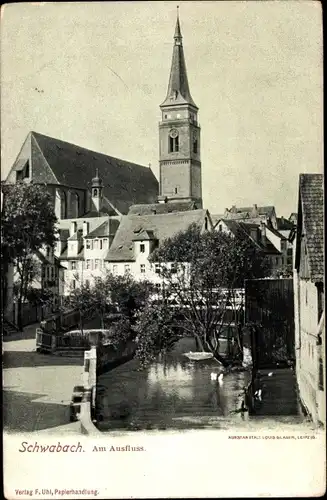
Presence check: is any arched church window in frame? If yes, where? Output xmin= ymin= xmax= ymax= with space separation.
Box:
xmin=55 ymin=189 xmax=67 ymax=219
xmin=70 ymin=191 xmax=80 ymax=218
xmin=93 ymin=188 xmax=98 ymax=197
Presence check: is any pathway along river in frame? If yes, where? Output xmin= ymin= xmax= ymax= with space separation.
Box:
xmin=95 ymin=341 xmax=310 ymax=432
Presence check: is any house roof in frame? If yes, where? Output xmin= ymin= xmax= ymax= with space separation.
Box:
xmin=211 ymin=214 xmax=225 ymax=227
xmin=297 ymin=174 xmax=324 ymax=282
xmin=218 ymin=219 xmax=281 ymax=255
xmin=86 ymin=219 xmax=120 ymax=239
xmin=68 ymin=229 xmax=83 ymax=241
xmin=277 ymin=217 xmax=295 ymax=231
xmin=225 ymin=205 xmax=276 ymax=220
xmin=132 ymin=229 xmax=156 ymax=241
xmin=105 ymin=209 xmax=208 ymax=262
xmin=266 ymin=224 xmax=287 ymax=240
xmin=8 ymin=131 xmax=159 ymax=215
xmin=128 ymin=201 xmax=198 ymax=216
xmin=59 ymin=246 xmax=84 ymax=260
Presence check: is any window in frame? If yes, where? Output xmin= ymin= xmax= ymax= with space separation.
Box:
xmin=24 ymin=161 xmax=30 ymax=178
xmin=94 ymin=240 xmax=99 ymax=250
xmin=95 ymin=259 xmax=100 ymax=270
xmin=174 ymin=187 xmax=178 ymax=194
xmin=71 ymin=261 xmax=77 ymax=270
xmin=219 ymin=224 xmax=222 ymax=232
xmin=193 ymin=138 xmax=198 ymax=154
xmin=124 ymin=264 xmax=130 ymax=274
xmin=71 ymin=280 xmax=76 ymax=290
xmin=169 ymin=136 xmax=179 ymax=153
xmin=171 ymin=263 xmax=177 ymax=274
xmin=100 ymin=240 xmax=103 ymax=250
xmin=86 ymin=240 xmax=91 ymax=250
xmin=113 ymin=265 xmax=118 ymax=275
xmin=140 ymin=264 xmax=146 ymax=273
xmin=103 ymin=239 xmax=108 ymax=249
xmin=140 ymin=244 xmax=145 ymax=253
xmin=155 ymin=263 xmax=160 ymax=274
xmin=86 ymin=260 xmax=91 ymax=270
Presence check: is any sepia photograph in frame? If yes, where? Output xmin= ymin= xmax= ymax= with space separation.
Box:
xmin=1 ymin=1 xmax=325 ymax=498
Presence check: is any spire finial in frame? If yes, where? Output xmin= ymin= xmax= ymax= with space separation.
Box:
xmin=174 ymin=6 xmax=182 ymax=40
xmin=95 ymin=167 xmax=99 ymax=178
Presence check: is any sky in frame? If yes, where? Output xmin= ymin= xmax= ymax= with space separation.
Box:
xmin=1 ymin=1 xmax=323 ymax=217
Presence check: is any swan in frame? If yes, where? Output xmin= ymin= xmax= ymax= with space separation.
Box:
xmin=218 ymin=373 xmax=224 ymax=382
xmin=210 ymin=372 xmax=218 ymax=380
xmin=268 ymin=372 xmax=273 ymax=377
xmin=254 ymin=389 xmax=262 ymax=401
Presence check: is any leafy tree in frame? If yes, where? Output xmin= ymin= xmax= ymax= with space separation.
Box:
xmin=134 ymin=302 xmax=181 ymax=368
xmin=145 ymin=223 xmax=271 ymax=367
xmin=1 ymin=182 xmax=57 ymax=328
xmin=63 ymin=282 xmax=95 ymax=334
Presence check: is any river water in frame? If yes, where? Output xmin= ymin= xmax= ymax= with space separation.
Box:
xmin=96 ymin=342 xmax=309 ymax=432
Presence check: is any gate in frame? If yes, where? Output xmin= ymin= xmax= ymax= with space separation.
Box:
xmin=245 ymin=278 xmax=295 ymax=368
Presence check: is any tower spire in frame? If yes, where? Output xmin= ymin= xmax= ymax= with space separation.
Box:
xmin=160 ymin=9 xmax=197 ymax=108
xmin=174 ymin=6 xmax=182 ymax=40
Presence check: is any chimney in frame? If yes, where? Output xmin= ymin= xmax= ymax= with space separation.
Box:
xmin=83 ymin=221 xmax=89 ymax=237
xmin=260 ymin=221 xmax=266 ymax=240
xmin=231 ymin=205 xmax=237 ymax=213
xmin=70 ymin=221 xmax=77 ymax=236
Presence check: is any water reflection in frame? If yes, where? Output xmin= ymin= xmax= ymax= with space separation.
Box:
xmin=96 ymin=353 xmax=252 ymax=431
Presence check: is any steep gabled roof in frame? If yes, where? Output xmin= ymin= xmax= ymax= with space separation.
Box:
xmin=217 ymin=219 xmax=281 ymax=256
xmin=128 ymin=201 xmax=198 ymax=216
xmin=8 ymin=131 xmax=159 ymax=215
xmin=106 ymin=209 xmax=208 ymax=262
xmin=296 ymin=174 xmax=324 ymax=282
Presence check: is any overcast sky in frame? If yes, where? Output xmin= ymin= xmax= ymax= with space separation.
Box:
xmin=1 ymin=1 xmax=323 ymax=216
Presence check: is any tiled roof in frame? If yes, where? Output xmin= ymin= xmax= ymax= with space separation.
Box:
xmin=128 ymin=201 xmax=198 ymax=216
xmin=105 ymin=209 xmax=208 ymax=262
xmin=11 ymin=131 xmax=159 ymax=215
xmin=299 ymin=174 xmax=324 ymax=281
xmin=132 ymin=229 xmax=156 ymax=241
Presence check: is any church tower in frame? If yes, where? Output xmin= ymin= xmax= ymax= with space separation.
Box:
xmin=158 ymin=9 xmax=202 ymax=207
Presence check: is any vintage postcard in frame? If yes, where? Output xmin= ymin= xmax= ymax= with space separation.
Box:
xmin=2 ymin=1 xmax=325 ymax=498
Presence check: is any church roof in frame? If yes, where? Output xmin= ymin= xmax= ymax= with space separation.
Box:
xmin=128 ymin=201 xmax=198 ymax=215
xmin=8 ymin=131 xmax=158 ymax=215
xmin=105 ymin=209 xmax=208 ymax=262
xmin=160 ymin=14 xmax=197 ymax=109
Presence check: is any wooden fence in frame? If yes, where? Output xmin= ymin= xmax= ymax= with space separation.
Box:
xmin=245 ymin=278 xmax=295 ymax=368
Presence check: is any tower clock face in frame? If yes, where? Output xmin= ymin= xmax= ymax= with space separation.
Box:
xmin=169 ymin=129 xmax=178 ymax=139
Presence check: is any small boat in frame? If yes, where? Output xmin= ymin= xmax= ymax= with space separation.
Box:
xmin=184 ymin=351 xmax=214 ymax=361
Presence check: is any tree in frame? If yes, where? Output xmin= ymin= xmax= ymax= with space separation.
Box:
xmin=1 ymin=182 xmax=57 ymax=328
xmin=134 ymin=302 xmax=181 ymax=368
xmin=64 ymin=271 xmax=154 ymax=334
xmin=144 ymin=223 xmax=271 ymax=367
